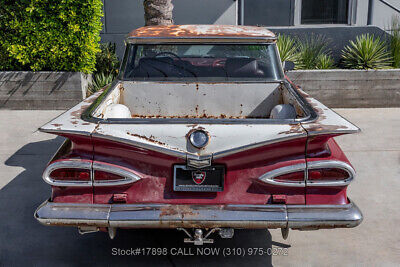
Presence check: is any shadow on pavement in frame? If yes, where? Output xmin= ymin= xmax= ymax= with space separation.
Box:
xmin=0 ymin=137 xmax=279 ymax=266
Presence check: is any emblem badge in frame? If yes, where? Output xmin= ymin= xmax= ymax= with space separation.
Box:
xmin=192 ymin=171 xmax=206 ymax=185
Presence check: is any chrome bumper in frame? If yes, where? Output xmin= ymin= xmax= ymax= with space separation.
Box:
xmin=34 ymin=199 xmax=362 ymax=230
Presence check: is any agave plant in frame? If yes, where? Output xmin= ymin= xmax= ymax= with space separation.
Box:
xmin=276 ymin=34 xmax=298 ymax=63
xmin=87 ymin=72 xmax=115 ymax=96
xmin=316 ymin=54 xmax=335 ymax=69
xmin=389 ymin=16 xmax=400 ymax=68
xmin=342 ymin=34 xmax=392 ymax=69
xmin=296 ymin=35 xmax=332 ymax=69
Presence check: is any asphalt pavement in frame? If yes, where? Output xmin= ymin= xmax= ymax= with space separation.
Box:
xmin=0 ymin=108 xmax=399 ymax=266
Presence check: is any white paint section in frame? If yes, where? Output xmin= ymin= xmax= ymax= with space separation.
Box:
xmin=121 ymin=82 xmax=281 ymax=118
xmin=39 ymin=90 xmax=103 ymax=135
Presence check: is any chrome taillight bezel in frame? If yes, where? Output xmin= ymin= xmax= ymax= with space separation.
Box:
xmin=258 ymin=163 xmax=307 ymax=187
xmin=307 ymin=160 xmax=355 ymax=186
xmin=43 ymin=160 xmax=141 ymax=187
xmin=43 ymin=160 xmax=92 ymax=187
xmin=92 ymin=162 xmax=141 ymax=186
xmin=258 ymin=160 xmax=355 ymax=187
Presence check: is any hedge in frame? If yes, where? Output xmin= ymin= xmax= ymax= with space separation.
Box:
xmin=0 ymin=0 xmax=103 ymax=73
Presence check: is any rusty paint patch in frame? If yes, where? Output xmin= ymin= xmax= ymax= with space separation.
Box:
xmin=159 ymin=205 xmax=199 ymax=220
xmin=70 ymin=103 xmax=91 ymax=120
xmin=126 ymin=132 xmax=166 ymax=146
xmin=306 ymin=124 xmax=348 ymax=133
xmin=128 ymin=25 xmax=275 ymax=39
xmin=51 ymin=123 xmax=62 ymax=127
xmin=278 ymin=124 xmax=304 ymax=135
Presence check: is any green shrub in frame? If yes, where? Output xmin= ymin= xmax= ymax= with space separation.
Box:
xmin=0 ymin=0 xmax=103 ymax=73
xmin=95 ymin=43 xmax=120 ymax=76
xmin=276 ymin=34 xmax=298 ymax=63
xmin=316 ymin=54 xmax=335 ymax=69
xmin=341 ymin=34 xmax=392 ymax=69
xmin=296 ymin=35 xmax=332 ymax=69
xmin=389 ymin=16 xmax=400 ymax=68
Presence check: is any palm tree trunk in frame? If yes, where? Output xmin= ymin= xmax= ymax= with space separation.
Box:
xmin=143 ymin=0 xmax=174 ymax=26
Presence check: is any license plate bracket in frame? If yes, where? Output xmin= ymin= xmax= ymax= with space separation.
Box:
xmin=173 ymin=165 xmax=224 ymax=192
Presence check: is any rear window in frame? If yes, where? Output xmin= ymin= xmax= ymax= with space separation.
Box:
xmin=121 ymin=44 xmax=284 ymax=82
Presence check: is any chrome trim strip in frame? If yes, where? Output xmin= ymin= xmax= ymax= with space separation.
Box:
xmin=186 ymin=154 xmax=212 ymax=169
xmin=34 ymin=199 xmax=363 ymax=230
xmin=258 ymin=163 xmax=306 ymax=187
xmin=92 ymin=162 xmax=141 ymax=186
xmin=306 ymin=160 xmax=355 ymax=187
xmin=39 ymin=128 xmax=92 ymax=136
xmin=42 ymin=160 xmax=92 ymax=187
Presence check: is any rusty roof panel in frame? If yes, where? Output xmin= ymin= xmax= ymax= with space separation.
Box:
xmin=128 ymin=25 xmax=276 ymax=40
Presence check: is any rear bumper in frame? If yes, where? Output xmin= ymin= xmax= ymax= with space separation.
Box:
xmin=34 ymin=199 xmax=362 ymax=230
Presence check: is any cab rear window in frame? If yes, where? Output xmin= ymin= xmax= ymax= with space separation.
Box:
xmin=121 ymin=44 xmax=284 ymax=82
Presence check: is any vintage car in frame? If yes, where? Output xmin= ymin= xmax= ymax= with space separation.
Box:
xmin=35 ymin=25 xmax=362 ymax=245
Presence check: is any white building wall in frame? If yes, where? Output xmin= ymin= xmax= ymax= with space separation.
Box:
xmin=371 ymin=0 xmax=400 ymax=29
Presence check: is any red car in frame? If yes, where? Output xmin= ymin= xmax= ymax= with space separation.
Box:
xmin=35 ymin=25 xmax=362 ymax=245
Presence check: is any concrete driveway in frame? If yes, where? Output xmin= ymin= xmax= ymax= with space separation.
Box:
xmin=0 ymin=108 xmax=399 ymax=266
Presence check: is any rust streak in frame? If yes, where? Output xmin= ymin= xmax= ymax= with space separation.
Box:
xmin=126 ymin=132 xmax=166 ymax=146
xmin=278 ymin=124 xmax=304 ymax=135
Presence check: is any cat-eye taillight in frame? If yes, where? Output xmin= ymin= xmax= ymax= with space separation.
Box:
xmin=43 ymin=160 xmax=141 ymax=187
xmin=258 ymin=161 xmax=355 ymax=187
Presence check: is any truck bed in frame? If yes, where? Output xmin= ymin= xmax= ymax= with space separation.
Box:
xmin=92 ymin=81 xmax=307 ymax=120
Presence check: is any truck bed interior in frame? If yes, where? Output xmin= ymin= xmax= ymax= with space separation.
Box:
xmin=92 ymin=81 xmax=307 ymax=121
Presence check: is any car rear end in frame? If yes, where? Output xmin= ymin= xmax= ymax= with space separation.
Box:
xmin=34 ymin=25 xmax=362 ymax=244
xmin=35 ymin=95 xmax=362 ymax=244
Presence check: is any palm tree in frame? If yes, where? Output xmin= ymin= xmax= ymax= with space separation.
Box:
xmin=143 ymin=0 xmax=174 ymax=26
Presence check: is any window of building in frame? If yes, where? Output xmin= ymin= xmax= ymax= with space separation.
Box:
xmin=301 ymin=0 xmax=350 ymax=24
